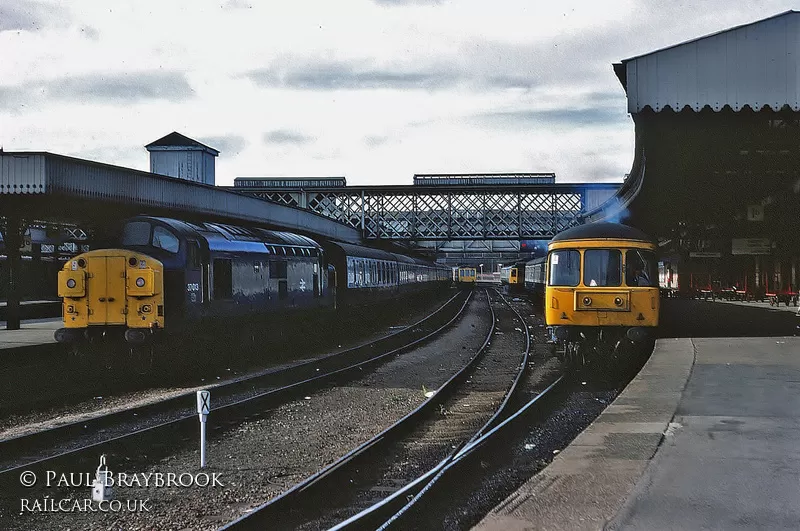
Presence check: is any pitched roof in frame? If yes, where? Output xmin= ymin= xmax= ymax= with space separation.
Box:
xmin=145 ymin=132 xmax=219 ymax=155
xmin=620 ymin=10 xmax=799 ymax=64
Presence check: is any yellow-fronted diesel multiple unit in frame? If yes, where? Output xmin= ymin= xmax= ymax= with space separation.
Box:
xmin=457 ymin=267 xmax=477 ymax=283
xmin=543 ymin=222 xmax=659 ymax=366
xmin=56 ymin=249 xmax=164 ymax=344
xmin=500 ymin=262 xmax=524 ymax=288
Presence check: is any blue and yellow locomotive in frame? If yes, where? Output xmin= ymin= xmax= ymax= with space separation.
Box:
xmin=56 ymin=216 xmax=450 ymax=346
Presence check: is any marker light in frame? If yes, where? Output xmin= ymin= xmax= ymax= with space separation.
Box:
xmin=66 ymin=278 xmax=76 ymax=289
xmin=136 ymin=277 xmax=146 ymax=287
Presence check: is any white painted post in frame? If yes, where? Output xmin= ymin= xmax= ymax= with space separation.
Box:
xmin=196 ymin=390 xmax=211 ymax=468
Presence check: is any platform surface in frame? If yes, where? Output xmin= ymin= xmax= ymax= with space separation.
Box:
xmin=610 ymin=336 xmax=800 ymax=530
xmin=0 ymin=318 xmax=60 ymax=349
xmin=475 ymin=332 xmax=800 ymax=531
xmin=712 ymin=298 xmax=800 ymax=314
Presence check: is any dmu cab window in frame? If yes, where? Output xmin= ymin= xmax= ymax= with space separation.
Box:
xmin=626 ymin=249 xmax=657 ymax=287
xmin=548 ymin=250 xmax=580 ymax=286
xmin=583 ymin=249 xmax=622 ymax=287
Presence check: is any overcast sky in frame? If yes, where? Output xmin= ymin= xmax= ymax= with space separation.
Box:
xmin=0 ymin=1 xmax=794 ymax=186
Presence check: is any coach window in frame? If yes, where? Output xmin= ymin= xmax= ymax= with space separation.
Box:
xmin=152 ymin=226 xmax=180 ymax=253
xmin=347 ymin=257 xmax=355 ymax=287
xmin=548 ymin=250 xmax=580 ymax=287
xmin=626 ymin=250 xmax=657 ymax=287
xmin=213 ymin=259 xmax=233 ymax=299
xmin=583 ymin=249 xmax=622 ymax=287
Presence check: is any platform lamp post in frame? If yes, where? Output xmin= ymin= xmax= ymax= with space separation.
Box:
xmin=479 ymin=264 xmax=484 ymax=275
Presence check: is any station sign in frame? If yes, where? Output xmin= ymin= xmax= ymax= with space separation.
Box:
xmin=689 ymin=252 xmax=722 ymax=258
xmin=731 ymin=238 xmax=771 ymax=255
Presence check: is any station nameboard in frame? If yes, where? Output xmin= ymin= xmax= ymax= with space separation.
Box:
xmin=731 ymin=238 xmax=771 ymax=255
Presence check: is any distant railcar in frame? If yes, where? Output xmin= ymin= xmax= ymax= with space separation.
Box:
xmin=499 ymin=262 xmax=525 ymax=290
xmin=457 ymin=267 xmax=477 ymax=283
xmin=524 ymin=256 xmax=547 ymax=304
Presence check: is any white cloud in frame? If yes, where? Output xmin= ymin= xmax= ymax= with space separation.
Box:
xmin=0 ymin=1 xmax=794 ymax=186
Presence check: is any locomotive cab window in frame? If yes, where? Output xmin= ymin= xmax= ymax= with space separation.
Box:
xmin=626 ymin=250 xmax=657 ymax=287
xmin=269 ymin=260 xmax=288 ymax=279
xmin=122 ymin=221 xmax=151 ymax=246
xmin=187 ymin=241 xmax=201 ymax=270
xmin=152 ymin=226 xmax=180 ymax=253
xmin=583 ymin=249 xmax=622 ymax=287
xmin=213 ymin=259 xmax=233 ymax=300
xmin=548 ymin=250 xmax=580 ymax=286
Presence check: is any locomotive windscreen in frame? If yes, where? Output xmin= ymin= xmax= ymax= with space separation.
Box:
xmin=122 ymin=221 xmax=151 ymax=246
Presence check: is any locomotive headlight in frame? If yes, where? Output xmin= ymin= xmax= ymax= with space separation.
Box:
xmin=583 ymin=296 xmax=592 ymax=306
xmin=140 ymin=304 xmax=152 ymax=313
xmin=136 ymin=277 xmax=146 ymax=288
xmin=66 ymin=278 xmax=77 ymax=289
xmin=614 ymin=297 xmax=623 ymax=307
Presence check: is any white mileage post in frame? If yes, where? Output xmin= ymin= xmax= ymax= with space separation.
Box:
xmin=196 ymin=390 xmax=211 ymax=468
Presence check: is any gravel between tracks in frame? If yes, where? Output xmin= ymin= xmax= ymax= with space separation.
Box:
xmin=3 ymin=290 xmax=491 ymax=531
xmin=0 ymin=291 xmax=456 ymax=441
xmin=296 ymin=289 xmax=528 ymax=530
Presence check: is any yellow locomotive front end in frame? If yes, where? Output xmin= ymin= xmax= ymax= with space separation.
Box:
xmin=543 ymin=223 xmax=659 ymax=366
xmin=458 ymin=267 xmax=477 ymax=283
xmin=56 ymin=249 xmax=165 ymax=344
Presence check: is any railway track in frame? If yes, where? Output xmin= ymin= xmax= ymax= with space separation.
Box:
xmin=0 ymin=291 xmax=456 ymax=418
xmin=222 ymin=289 xmax=542 ymax=530
xmin=0 ymin=289 xmax=472 ymax=488
xmin=362 ymin=297 xmax=647 ymax=530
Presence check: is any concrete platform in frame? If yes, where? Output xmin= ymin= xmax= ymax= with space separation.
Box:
xmin=712 ymin=298 xmax=800 ymax=314
xmin=475 ymin=332 xmax=800 ymax=530
xmin=0 ymin=300 xmax=61 ymax=321
xmin=609 ymin=336 xmax=800 ymax=531
xmin=0 ymin=318 xmax=60 ymax=350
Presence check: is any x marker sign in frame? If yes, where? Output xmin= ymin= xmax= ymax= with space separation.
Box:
xmin=197 ymin=390 xmax=211 ymax=415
